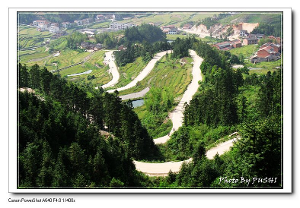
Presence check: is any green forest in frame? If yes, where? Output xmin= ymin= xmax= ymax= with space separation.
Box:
xmin=18 ymin=20 xmax=282 ymax=188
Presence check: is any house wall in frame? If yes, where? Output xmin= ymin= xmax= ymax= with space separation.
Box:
xmin=257 ymin=49 xmax=269 ymax=58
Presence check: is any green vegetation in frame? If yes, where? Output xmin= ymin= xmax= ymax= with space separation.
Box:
xmin=95 ymin=32 xmax=119 ymax=48
xmin=18 ymin=63 xmax=163 ymax=187
xmin=18 ymin=26 xmax=52 ymax=50
xmin=151 ymin=39 xmax=282 ymax=188
xmin=197 ymin=17 xmax=218 ymax=29
xmin=17 ymin=12 xmax=283 ymax=189
xmin=119 ymin=55 xmax=193 ymax=97
xmin=45 ymin=49 xmax=90 ymax=71
xmin=219 ymin=12 xmax=281 ymax=25
xmin=129 ymin=55 xmax=193 ymax=139
xmin=66 ymin=32 xmax=88 ymax=49
xmin=159 ymin=125 xmax=236 ymax=161
xmin=114 ymin=24 xmax=170 ymax=66
xmin=251 ymin=22 xmax=282 ymax=37
xmin=113 ymin=57 xmax=147 ymax=88
xmin=229 ymin=45 xmax=258 ymax=59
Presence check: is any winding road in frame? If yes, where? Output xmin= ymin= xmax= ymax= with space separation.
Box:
xmin=106 ymin=50 xmax=172 ymax=93
xmin=153 ymin=50 xmax=203 ymax=144
xmin=134 ymin=137 xmax=239 ymax=177
xmin=94 ymin=48 xmax=239 ymax=177
xmin=96 ymin=50 xmax=120 ymax=89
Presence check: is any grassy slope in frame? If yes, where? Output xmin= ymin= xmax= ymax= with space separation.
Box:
xmin=116 ymin=12 xmax=218 ymax=27
xmin=229 ymin=45 xmax=258 ymax=58
xmin=119 ymin=55 xmax=193 ymax=97
xmin=112 ymin=57 xmax=148 ymax=89
xmin=219 ymin=12 xmax=282 ymax=25
xmin=60 ymin=50 xmax=112 ymax=87
xmin=131 ymin=56 xmax=193 ymax=139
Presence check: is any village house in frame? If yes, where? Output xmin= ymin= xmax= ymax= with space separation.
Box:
xmin=33 ymin=20 xmax=50 ymax=31
xmin=33 ymin=20 xmax=50 ymax=27
xmin=213 ymin=41 xmax=232 ymax=50
xmin=182 ymin=24 xmax=193 ymax=30
xmin=109 ymin=22 xmax=135 ymax=30
xmin=213 ymin=39 xmax=242 ymax=51
xmin=52 ymin=30 xmax=67 ymax=39
xmin=81 ymin=29 xmax=96 ymax=38
xmin=49 ymin=23 xmax=59 ymax=33
xmin=95 ymin=15 xmax=106 ymax=22
xmin=118 ymin=45 xmax=127 ymax=51
xmin=252 ymin=34 xmax=265 ymax=39
xmin=80 ymin=42 xmax=103 ymax=51
xmin=82 ymin=18 xmax=92 ymax=25
xmin=250 ymin=42 xmax=281 ymax=63
xmin=161 ymin=25 xmax=178 ymax=35
xmin=243 ymin=36 xmax=258 ymax=45
xmin=74 ymin=20 xmax=83 ymax=26
xmin=242 ymin=34 xmax=265 ymax=45
xmin=61 ymin=22 xmax=70 ymax=29
xmin=74 ymin=19 xmax=92 ymax=26
xmin=231 ymin=39 xmax=242 ymax=48
xmin=268 ymin=36 xmax=281 ymax=44
xmin=239 ymin=30 xmax=248 ymax=37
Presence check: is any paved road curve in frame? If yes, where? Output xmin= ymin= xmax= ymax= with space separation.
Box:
xmin=153 ymin=50 xmax=203 ymax=144
xmin=134 ymin=137 xmax=239 ymax=177
xmin=96 ymin=50 xmax=120 ymax=89
xmin=119 ymin=87 xmax=150 ymax=100
xmin=107 ymin=50 xmax=172 ymax=93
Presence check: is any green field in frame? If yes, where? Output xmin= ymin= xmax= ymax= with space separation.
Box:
xmin=248 ymin=59 xmax=281 ymax=75
xmin=116 ymin=12 xmax=218 ymax=27
xmin=219 ymin=12 xmax=282 ymax=25
xmin=18 ymin=26 xmax=52 ymax=50
xmin=125 ymin=56 xmax=193 ymax=139
xmin=118 ymin=55 xmax=193 ymax=98
xmin=58 ymin=50 xmax=112 ymax=87
xmin=230 ymin=45 xmax=259 ymax=58
xmin=112 ymin=57 xmax=148 ymax=89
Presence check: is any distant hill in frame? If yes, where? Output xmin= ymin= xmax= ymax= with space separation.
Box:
xmin=218 ymin=12 xmax=281 ymax=25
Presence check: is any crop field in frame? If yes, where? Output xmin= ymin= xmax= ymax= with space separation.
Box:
xmin=18 ymin=26 xmax=52 ymax=50
xmin=229 ymin=44 xmax=259 ymax=58
xmin=118 ymin=56 xmax=193 ymax=100
xmin=43 ymin=49 xmax=91 ymax=71
xmin=118 ymin=12 xmax=218 ymax=27
xmin=112 ymin=57 xmax=148 ymax=88
xmin=60 ymin=50 xmax=112 ymax=87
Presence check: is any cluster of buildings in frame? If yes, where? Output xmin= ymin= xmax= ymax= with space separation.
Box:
xmin=33 ymin=20 xmax=60 ymax=33
xmin=212 ymin=29 xmax=281 ymax=63
xmin=32 ymin=14 xmax=115 ymax=33
xmin=213 ymin=39 xmax=242 ymax=50
xmin=250 ymin=43 xmax=281 ymax=63
xmin=80 ymin=42 xmax=103 ymax=51
xmin=109 ymin=22 xmax=136 ymax=30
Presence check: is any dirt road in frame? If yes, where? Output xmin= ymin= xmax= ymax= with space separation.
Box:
xmin=153 ymin=50 xmax=203 ymax=144
xmin=107 ymin=50 xmax=172 ymax=93
xmin=134 ymin=137 xmax=239 ymax=176
xmin=96 ymin=50 xmax=120 ymax=89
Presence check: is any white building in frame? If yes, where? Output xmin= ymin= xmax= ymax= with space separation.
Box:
xmin=49 ymin=25 xmax=59 ymax=33
xmin=109 ymin=22 xmax=135 ymax=30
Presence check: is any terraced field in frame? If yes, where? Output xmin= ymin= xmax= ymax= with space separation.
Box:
xmin=61 ymin=50 xmax=112 ymax=87
xmin=118 ymin=56 xmax=193 ymax=99
xmin=112 ymin=57 xmax=148 ymax=89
